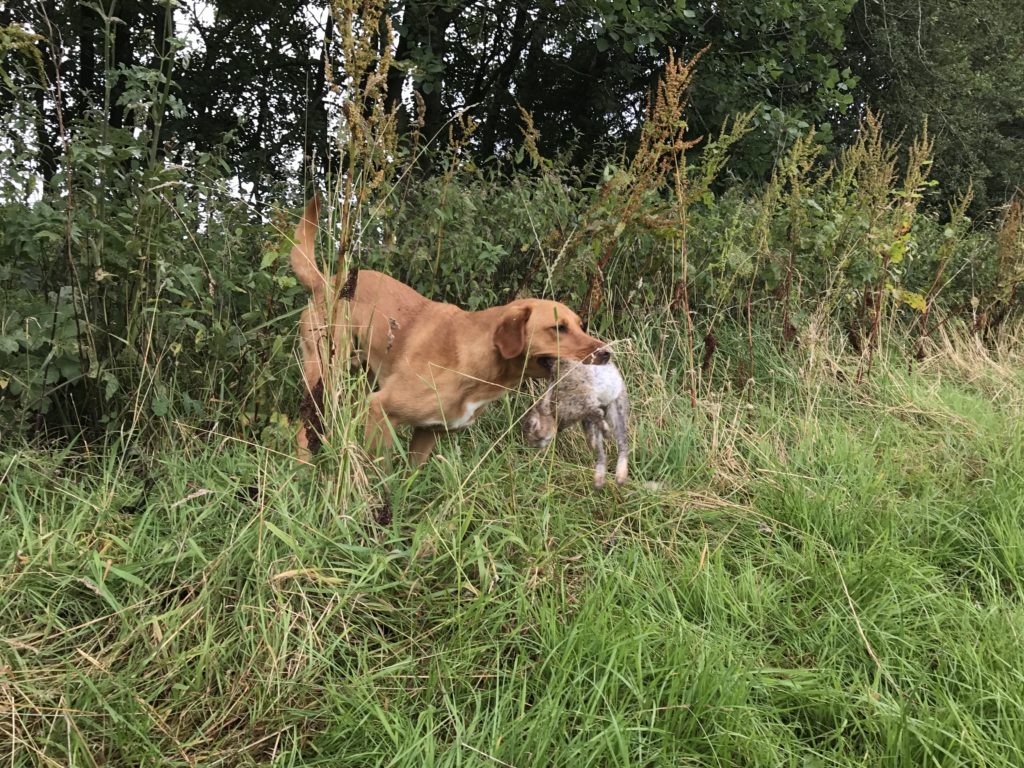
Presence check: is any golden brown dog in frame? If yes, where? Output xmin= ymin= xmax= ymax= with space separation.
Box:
xmin=290 ymin=197 xmax=609 ymax=464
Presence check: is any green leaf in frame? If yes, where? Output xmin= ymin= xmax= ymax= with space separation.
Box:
xmin=260 ymin=249 xmax=279 ymax=269
xmin=106 ymin=564 xmax=148 ymax=588
xmin=896 ymin=289 xmax=927 ymax=313
xmin=264 ymin=520 xmax=299 ymax=550
xmin=151 ymin=393 xmax=171 ymax=417
xmin=102 ymin=371 xmax=119 ymax=400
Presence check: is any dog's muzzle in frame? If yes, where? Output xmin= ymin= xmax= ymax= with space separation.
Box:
xmin=538 ymin=346 xmax=610 ymax=371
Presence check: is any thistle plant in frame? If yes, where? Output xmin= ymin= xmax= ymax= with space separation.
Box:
xmin=300 ymin=0 xmax=401 ymax=506
xmin=548 ymin=48 xmax=751 ymax=406
xmin=976 ymin=197 xmax=1024 ymax=335
xmin=860 ymin=117 xmax=934 ymax=378
xmin=913 ymin=184 xmax=974 ymax=356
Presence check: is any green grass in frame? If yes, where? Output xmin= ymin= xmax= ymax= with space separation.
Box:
xmin=2 ymin=325 xmax=1023 ymax=767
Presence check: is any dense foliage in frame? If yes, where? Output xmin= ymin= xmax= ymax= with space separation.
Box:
xmin=2 ymin=6 xmax=1024 ymax=765
xmin=2 ymin=0 xmax=1024 ymax=441
xmin=844 ymin=0 xmax=1024 ymax=212
xmin=0 ymin=1 xmax=1021 ymax=439
xmin=2 ymin=0 xmax=870 ymax=189
xmin=6 ymin=0 xmax=1021 ymax=203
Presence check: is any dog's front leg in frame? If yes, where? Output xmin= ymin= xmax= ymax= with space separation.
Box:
xmin=365 ymin=392 xmax=397 ymax=461
xmin=409 ymin=428 xmax=438 ymax=466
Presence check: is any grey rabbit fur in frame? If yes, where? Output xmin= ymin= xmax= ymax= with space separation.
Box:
xmin=522 ymin=360 xmax=629 ymax=489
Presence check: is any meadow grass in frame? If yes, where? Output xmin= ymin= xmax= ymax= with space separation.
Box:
xmin=2 ymin=322 xmax=1023 ymax=767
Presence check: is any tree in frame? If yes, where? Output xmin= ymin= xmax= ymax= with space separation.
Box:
xmin=16 ymin=0 xmax=1021 ymax=211
xmin=5 ymin=0 xmax=329 ymax=203
xmin=845 ymin=0 xmax=1024 ymax=212
xmin=387 ymin=0 xmax=859 ymax=176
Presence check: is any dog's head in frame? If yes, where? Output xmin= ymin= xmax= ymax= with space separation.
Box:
xmin=494 ymin=299 xmax=609 ymax=378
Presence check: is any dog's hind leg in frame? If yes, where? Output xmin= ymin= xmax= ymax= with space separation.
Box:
xmin=297 ymin=377 xmax=326 ymax=459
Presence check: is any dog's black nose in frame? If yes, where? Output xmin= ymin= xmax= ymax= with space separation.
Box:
xmin=591 ymin=347 xmax=611 ymax=364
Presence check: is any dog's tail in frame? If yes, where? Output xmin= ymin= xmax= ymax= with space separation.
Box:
xmin=290 ymin=196 xmax=326 ymax=298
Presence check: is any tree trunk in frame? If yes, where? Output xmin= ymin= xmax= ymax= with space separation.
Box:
xmin=76 ymin=2 xmax=99 ymax=116
xmin=385 ymin=1 xmax=412 ymax=136
xmin=34 ymin=10 xmax=59 ymax=186
xmin=416 ymin=2 xmax=459 ymax=150
xmin=109 ymin=0 xmax=138 ymax=130
xmin=307 ymin=12 xmax=333 ymax=183
xmin=473 ymin=4 xmax=531 ymax=159
xmin=147 ymin=0 xmax=175 ymax=164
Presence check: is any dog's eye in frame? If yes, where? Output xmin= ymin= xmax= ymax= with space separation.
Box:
xmin=551 ymin=323 xmax=568 ymax=334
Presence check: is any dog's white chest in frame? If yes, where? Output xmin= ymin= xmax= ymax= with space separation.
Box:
xmin=445 ymin=399 xmax=488 ymax=429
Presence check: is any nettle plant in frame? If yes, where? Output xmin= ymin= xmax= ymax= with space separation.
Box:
xmin=0 ymin=24 xmax=305 ymax=443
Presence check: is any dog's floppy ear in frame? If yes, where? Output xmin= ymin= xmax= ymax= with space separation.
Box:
xmin=494 ymin=306 xmax=532 ymax=359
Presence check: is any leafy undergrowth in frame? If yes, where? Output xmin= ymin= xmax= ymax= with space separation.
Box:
xmin=2 ymin=324 xmax=1023 ymax=767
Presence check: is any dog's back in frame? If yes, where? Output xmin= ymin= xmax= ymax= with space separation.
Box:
xmin=290 ymin=197 xmax=609 ymax=465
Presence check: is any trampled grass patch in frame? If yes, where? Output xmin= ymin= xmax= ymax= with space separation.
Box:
xmin=2 ymin=326 xmax=1023 ymax=766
